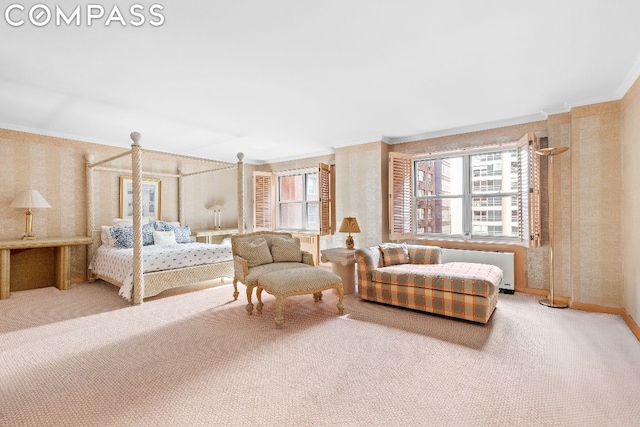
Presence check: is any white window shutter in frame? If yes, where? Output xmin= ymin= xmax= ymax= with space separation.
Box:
xmin=388 ymin=152 xmax=413 ymax=241
xmin=253 ymin=171 xmax=274 ymax=231
xmin=318 ymin=163 xmax=334 ymax=236
xmin=517 ymin=133 xmax=541 ymax=248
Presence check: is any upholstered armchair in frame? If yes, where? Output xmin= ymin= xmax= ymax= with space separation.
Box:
xmin=231 ymin=231 xmax=314 ymax=309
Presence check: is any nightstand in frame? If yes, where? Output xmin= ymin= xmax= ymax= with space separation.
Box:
xmin=320 ymin=248 xmax=357 ymax=294
xmin=191 ymin=228 xmax=238 ymax=244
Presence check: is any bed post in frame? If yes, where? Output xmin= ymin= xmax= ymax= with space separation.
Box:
xmin=178 ymin=167 xmax=185 ymax=226
xmin=131 ymin=132 xmax=145 ymax=304
xmin=85 ymin=153 xmax=96 ymax=280
xmin=237 ymin=152 xmax=245 ymax=234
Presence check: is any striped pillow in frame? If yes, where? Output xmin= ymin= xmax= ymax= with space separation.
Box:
xmin=379 ymin=243 xmax=410 ymax=266
xmin=270 ymin=236 xmax=302 ymax=263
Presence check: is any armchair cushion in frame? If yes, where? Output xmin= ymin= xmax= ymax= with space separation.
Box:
xmin=271 ymin=236 xmax=302 ymax=263
xmin=237 ymin=237 xmax=273 ymax=267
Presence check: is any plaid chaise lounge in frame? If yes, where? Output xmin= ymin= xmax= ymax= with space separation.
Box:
xmin=355 ymin=244 xmax=502 ymax=324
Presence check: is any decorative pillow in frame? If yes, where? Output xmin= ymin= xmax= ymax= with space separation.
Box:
xmin=270 ymin=236 xmax=302 ymax=262
xmin=237 ymin=238 xmax=273 ymax=267
xmin=173 ymin=226 xmax=192 ymax=244
xmin=110 ymin=226 xmax=134 ymax=249
xmin=153 ymin=230 xmax=177 ymax=246
xmin=379 ymin=243 xmax=410 ymax=266
xmin=101 ymin=226 xmax=116 ymax=247
xmin=155 ymin=221 xmax=191 ymax=243
xmin=142 ymin=222 xmax=155 ymax=246
xmin=154 ymin=220 xmax=181 ymax=230
xmin=109 ymin=224 xmax=155 ymax=248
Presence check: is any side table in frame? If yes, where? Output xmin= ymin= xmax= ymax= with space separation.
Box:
xmin=0 ymin=236 xmax=93 ymax=299
xmin=321 ymin=248 xmax=357 ymax=294
xmin=192 ymin=228 xmax=238 ymax=244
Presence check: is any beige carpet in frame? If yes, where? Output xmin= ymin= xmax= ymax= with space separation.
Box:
xmin=1 ymin=280 xmax=639 ymax=427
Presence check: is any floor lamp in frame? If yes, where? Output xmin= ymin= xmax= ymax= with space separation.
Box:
xmin=537 ymin=146 xmax=569 ymax=308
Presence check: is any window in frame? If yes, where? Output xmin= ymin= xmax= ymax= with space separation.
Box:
xmin=277 ymin=172 xmax=319 ymax=230
xmin=389 ymin=134 xmax=541 ymax=247
xmin=253 ymin=163 xmax=334 ymax=235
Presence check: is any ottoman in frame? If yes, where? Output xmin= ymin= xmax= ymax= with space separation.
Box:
xmin=254 ymin=268 xmax=345 ymax=328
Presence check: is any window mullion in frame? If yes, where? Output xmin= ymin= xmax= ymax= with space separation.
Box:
xmin=463 ymin=155 xmax=472 ymax=238
xmin=302 ymin=173 xmax=307 ymax=230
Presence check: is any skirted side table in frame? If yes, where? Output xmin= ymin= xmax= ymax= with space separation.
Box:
xmin=320 ymin=248 xmax=357 ymax=294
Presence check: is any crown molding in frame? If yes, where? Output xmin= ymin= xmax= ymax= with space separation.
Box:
xmin=381 ymin=113 xmax=548 ymax=145
xmin=616 ymin=52 xmax=640 ymax=99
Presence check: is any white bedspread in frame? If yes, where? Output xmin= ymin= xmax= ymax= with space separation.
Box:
xmin=90 ymin=243 xmax=233 ymax=300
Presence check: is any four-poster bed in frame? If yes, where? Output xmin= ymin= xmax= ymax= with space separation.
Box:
xmin=85 ymin=132 xmax=246 ymax=304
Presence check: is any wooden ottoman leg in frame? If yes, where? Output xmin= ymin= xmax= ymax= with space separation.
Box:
xmin=274 ymin=295 xmax=285 ymax=329
xmin=245 ymin=285 xmax=255 ymax=315
xmin=336 ymin=285 xmax=344 ymax=315
xmin=313 ymin=291 xmax=323 ymax=302
xmin=256 ymin=287 xmax=265 ymax=313
xmin=233 ymin=278 xmax=239 ymax=300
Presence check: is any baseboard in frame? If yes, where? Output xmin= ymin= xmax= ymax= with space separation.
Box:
xmin=620 ymin=309 xmax=640 ymax=342
xmin=514 ymin=288 xmax=640 ymax=342
xmin=515 ymin=287 xmax=547 ymax=296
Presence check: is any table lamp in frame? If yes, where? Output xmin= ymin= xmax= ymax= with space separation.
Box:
xmin=339 ymin=217 xmax=360 ymax=249
xmin=10 ymin=189 xmax=51 ymax=240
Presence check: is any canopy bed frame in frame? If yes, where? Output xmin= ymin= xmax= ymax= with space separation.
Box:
xmin=85 ymin=132 xmax=246 ymax=304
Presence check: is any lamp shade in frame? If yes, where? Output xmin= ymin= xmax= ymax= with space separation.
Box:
xmin=339 ymin=217 xmax=360 ymax=234
xmin=10 ymin=190 xmax=51 ymax=209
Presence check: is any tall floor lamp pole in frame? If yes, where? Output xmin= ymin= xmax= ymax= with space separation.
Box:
xmin=537 ymin=146 xmax=569 ymax=308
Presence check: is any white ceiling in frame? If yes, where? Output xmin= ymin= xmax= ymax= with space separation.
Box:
xmin=2 ymin=1 xmax=640 ymax=164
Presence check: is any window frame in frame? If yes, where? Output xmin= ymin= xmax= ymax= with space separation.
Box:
xmin=276 ymin=170 xmax=319 ymax=232
xmin=413 ymin=149 xmax=519 ymax=241
xmin=389 ymin=133 xmax=541 ymax=247
xmin=252 ymin=163 xmax=334 ymax=236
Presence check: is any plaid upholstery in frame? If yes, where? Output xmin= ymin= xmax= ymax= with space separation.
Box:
xmin=379 ymin=243 xmax=410 ymax=266
xmin=355 ymin=245 xmax=499 ymax=324
xmin=372 ymin=262 xmax=501 ymax=298
xmin=360 ymin=281 xmax=498 ymax=324
xmin=407 ymin=245 xmax=441 ymax=265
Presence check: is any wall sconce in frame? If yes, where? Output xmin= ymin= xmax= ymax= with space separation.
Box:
xmin=10 ymin=189 xmax=51 ymax=240
xmin=339 ymin=217 xmax=360 ymax=249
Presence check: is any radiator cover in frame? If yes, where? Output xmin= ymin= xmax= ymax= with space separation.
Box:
xmin=440 ymin=248 xmax=515 ymax=292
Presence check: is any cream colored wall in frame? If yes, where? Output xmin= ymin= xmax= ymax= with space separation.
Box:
xmin=0 ymin=129 xmax=238 ymax=284
xmin=569 ymin=102 xmax=623 ymax=307
xmin=546 ymin=113 xmax=572 ymax=299
xmin=622 ymin=77 xmax=640 ymax=322
xmin=335 ymin=142 xmax=389 ymax=249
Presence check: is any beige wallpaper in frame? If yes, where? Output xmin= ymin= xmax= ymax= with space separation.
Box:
xmin=622 ymin=77 xmax=640 ymax=322
xmin=570 ymin=102 xmax=623 ymax=307
xmin=0 ymin=129 xmax=239 ymax=286
xmin=546 ymin=113 xmax=573 ymax=299
xmin=3 ymin=75 xmax=638 ymax=313
xmin=335 ymin=142 xmax=389 ymax=249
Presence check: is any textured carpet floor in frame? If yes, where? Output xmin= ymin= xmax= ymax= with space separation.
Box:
xmin=1 ymin=280 xmax=639 ymax=427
